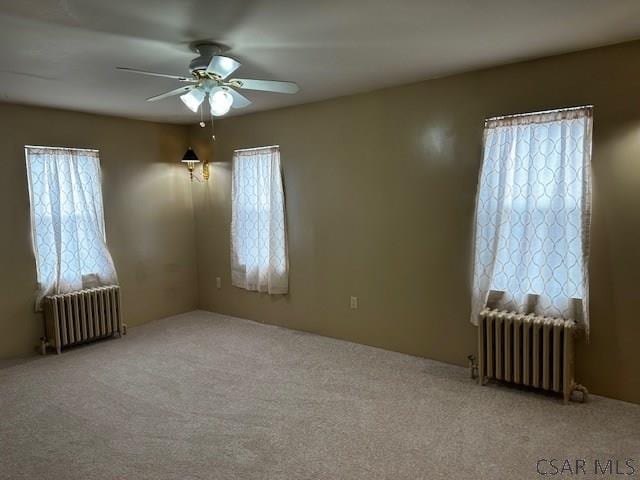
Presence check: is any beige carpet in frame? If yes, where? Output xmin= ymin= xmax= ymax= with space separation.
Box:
xmin=1 ymin=311 xmax=638 ymax=479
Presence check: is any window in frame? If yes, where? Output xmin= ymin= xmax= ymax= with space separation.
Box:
xmin=230 ymin=146 xmax=288 ymax=294
xmin=25 ymin=146 xmax=118 ymax=308
xmin=470 ymin=106 xmax=593 ymax=331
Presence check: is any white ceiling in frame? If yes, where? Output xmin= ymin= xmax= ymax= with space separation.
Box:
xmin=1 ymin=0 xmax=640 ymax=124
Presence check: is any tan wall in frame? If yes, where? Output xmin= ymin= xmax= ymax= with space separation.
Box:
xmin=190 ymin=40 xmax=640 ymax=404
xmin=0 ymin=103 xmax=199 ymax=359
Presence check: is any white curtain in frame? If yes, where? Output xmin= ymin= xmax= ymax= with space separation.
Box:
xmin=231 ymin=146 xmax=288 ymax=294
xmin=25 ymin=146 xmax=118 ymax=308
xmin=470 ymin=107 xmax=593 ymax=332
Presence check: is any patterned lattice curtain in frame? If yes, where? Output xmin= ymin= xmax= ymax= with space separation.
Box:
xmin=231 ymin=146 xmax=288 ymax=294
xmin=25 ymin=146 xmax=118 ymax=309
xmin=470 ymin=106 xmax=593 ymax=332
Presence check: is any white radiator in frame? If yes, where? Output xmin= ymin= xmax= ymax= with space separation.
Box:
xmin=43 ymin=286 xmax=124 ymax=354
xmin=478 ymin=308 xmax=587 ymax=403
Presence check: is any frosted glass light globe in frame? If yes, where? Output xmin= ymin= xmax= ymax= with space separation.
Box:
xmin=179 ymin=88 xmax=205 ymax=112
xmin=209 ymin=90 xmax=234 ymax=116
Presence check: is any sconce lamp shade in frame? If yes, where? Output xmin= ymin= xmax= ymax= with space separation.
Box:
xmin=181 ymin=148 xmax=200 ymax=163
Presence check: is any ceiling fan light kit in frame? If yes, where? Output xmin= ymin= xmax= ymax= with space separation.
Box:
xmin=178 ymin=81 xmax=233 ymax=116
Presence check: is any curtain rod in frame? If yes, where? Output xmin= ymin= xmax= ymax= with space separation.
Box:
xmin=234 ymin=145 xmax=279 ymax=153
xmin=485 ymin=105 xmax=594 ymax=123
xmin=25 ymin=145 xmax=100 ymax=153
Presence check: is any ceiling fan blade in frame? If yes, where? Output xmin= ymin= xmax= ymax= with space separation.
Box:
xmin=206 ymin=55 xmax=241 ymax=79
xmin=231 ymin=78 xmax=299 ymax=94
xmin=226 ymin=88 xmax=252 ymax=109
xmin=146 ymin=85 xmax=196 ymax=102
xmin=117 ymin=67 xmax=192 ymax=82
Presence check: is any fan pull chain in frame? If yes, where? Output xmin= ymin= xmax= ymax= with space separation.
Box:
xmin=211 ymin=112 xmax=216 ymax=141
xmin=199 ymin=103 xmax=205 ymax=128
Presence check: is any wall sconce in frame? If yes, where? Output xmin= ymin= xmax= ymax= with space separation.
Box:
xmin=181 ymin=147 xmax=209 ymax=182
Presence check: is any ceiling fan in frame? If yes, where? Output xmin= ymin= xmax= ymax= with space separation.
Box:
xmin=117 ymin=42 xmax=299 ymax=117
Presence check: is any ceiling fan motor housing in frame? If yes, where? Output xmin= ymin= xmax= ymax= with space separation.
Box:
xmin=188 ymin=42 xmax=223 ymax=73
xmin=189 ymin=56 xmax=210 ymax=73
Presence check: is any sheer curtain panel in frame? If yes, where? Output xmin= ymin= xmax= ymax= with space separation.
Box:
xmin=25 ymin=146 xmax=118 ymax=308
xmin=231 ymin=146 xmax=288 ymax=294
xmin=470 ymin=107 xmax=593 ymax=332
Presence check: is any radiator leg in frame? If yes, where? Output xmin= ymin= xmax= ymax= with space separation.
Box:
xmin=56 ymin=343 xmax=61 ymax=355
xmin=567 ymin=383 xmax=589 ymax=404
xmin=478 ymin=356 xmax=486 ymax=385
xmin=468 ymin=355 xmax=478 ymax=380
xmin=122 ymin=324 xmax=127 ymax=336
xmin=39 ymin=337 xmax=48 ymax=356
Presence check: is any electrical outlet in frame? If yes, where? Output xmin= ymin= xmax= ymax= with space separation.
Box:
xmin=350 ymin=296 xmax=358 ymax=309
xmin=216 ymin=277 xmax=222 ymax=289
